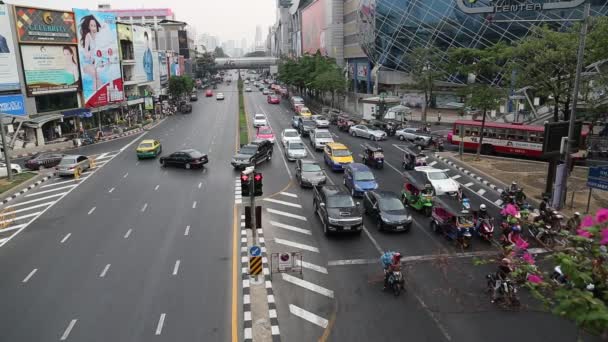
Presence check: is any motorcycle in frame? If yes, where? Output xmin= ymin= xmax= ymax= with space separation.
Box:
xmin=528 ymin=222 xmax=566 ymax=248
xmin=476 ymin=217 xmax=495 ymax=242
xmin=487 ymin=274 xmax=519 ymax=307
xmin=386 ymin=269 xmax=405 ymax=296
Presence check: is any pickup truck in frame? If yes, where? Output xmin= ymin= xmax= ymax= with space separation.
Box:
xmin=310 ymin=129 xmax=334 ymax=151
xmin=313 ymin=185 xmax=363 ymax=236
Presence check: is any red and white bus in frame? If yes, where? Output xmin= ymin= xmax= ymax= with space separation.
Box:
xmin=447 ymin=120 xmax=587 ymax=159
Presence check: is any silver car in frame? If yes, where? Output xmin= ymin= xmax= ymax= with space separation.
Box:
xmin=349 ymin=125 xmax=387 ymax=141
xmin=56 ymin=155 xmax=90 ymax=176
xmin=285 ymin=140 xmax=308 ymax=161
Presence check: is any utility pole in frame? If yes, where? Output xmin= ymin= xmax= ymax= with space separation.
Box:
xmin=459 ymin=123 xmax=464 ymax=160
xmin=558 ymin=1 xmax=590 ymax=209
xmin=0 ymin=116 xmax=12 ymax=181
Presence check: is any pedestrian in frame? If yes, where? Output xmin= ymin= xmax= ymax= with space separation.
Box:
xmin=54 ymin=124 xmax=62 ymax=138
xmin=437 ymin=111 xmax=442 ymax=124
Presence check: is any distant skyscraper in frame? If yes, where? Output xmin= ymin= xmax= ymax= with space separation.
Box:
xmin=255 ymin=25 xmax=262 ymax=47
xmin=241 ymin=38 xmax=247 ymax=51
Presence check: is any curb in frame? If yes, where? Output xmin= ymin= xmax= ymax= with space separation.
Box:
xmin=434 ymin=153 xmax=504 ymax=193
xmin=0 ymin=172 xmax=55 ymax=206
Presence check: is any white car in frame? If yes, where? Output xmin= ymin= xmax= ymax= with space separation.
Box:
xmin=415 ymin=166 xmax=460 ymax=196
xmin=244 ymin=80 xmax=249 ymax=84
xmin=245 ymin=87 xmax=252 ymax=92
xmin=396 ymin=127 xmax=423 ymax=141
xmin=311 ymin=115 xmax=330 ymax=128
xmin=216 ymin=93 xmax=225 ymax=100
xmin=349 ymin=125 xmax=387 ymax=141
xmin=310 ymin=129 xmax=334 ymax=151
xmin=253 ymin=114 xmax=268 ymax=127
xmin=0 ymin=162 xmax=22 ymax=177
xmin=285 ymin=140 xmax=308 ymax=161
xmin=281 ymin=128 xmax=301 ymax=147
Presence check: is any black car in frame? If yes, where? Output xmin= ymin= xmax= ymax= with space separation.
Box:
xmin=231 ymin=139 xmax=273 ymax=169
xmin=298 ymin=118 xmax=315 ymax=137
xmin=295 ymin=159 xmax=326 ymax=188
xmin=160 ymin=149 xmax=208 ymax=169
xmin=313 ymin=185 xmax=363 ymax=235
xmin=363 ymin=190 xmax=413 ymax=232
xmin=25 ymin=152 xmax=64 ymax=170
xmin=190 ymin=92 xmax=198 ymax=101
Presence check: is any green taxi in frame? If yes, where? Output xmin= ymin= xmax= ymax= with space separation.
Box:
xmin=136 ymin=139 xmax=162 ymax=159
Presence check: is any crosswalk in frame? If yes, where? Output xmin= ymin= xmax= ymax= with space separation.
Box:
xmin=0 ymin=150 xmax=120 ymax=247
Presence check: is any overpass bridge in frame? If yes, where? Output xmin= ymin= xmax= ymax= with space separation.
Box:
xmin=214 ymin=57 xmax=278 ymax=70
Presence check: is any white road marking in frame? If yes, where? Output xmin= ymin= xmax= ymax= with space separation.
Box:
xmin=154 ymin=185 xmax=159 ymax=191
xmin=289 ymin=304 xmax=329 ymax=328
xmin=41 ymin=178 xmax=84 ymax=188
xmin=192 ymin=201 xmax=197 ymax=209
xmin=124 ymin=228 xmax=132 ymax=239
xmin=173 ymin=260 xmax=181 ymax=275
xmin=244 ymin=328 xmax=252 ymax=339
xmin=5 ymin=193 xmax=63 ymax=208
xmin=0 ymin=212 xmax=41 ymax=226
xmin=363 ymin=226 xmax=384 ymax=255
xmin=155 ymin=313 xmax=166 ymax=335
xmin=429 ymin=161 xmax=437 ymax=166
xmin=136 ymin=161 xmax=140 ymax=166
xmin=120 ymin=132 xmax=148 ymax=152
xmin=24 ymin=184 xmax=76 ymax=197
xmin=87 ymin=207 xmax=96 ymax=215
xmin=60 ymin=319 xmax=78 ymax=340
xmin=464 ymin=182 xmax=474 ymax=187
xmin=60 ymin=233 xmax=71 ymax=244
xmin=95 ymin=152 xmax=109 ymax=160
xmin=274 ymin=238 xmax=319 ymax=252
xmin=477 ymin=189 xmax=487 ymax=195
xmin=123 ymin=172 xmax=129 ymax=178
xmin=269 ymin=220 xmax=311 ymax=235
xmin=108 ymin=187 xmax=115 ymax=193
xmin=8 ymin=201 xmax=55 ymax=215
xmin=282 ymin=273 xmax=334 ymax=298
xmin=141 ymin=203 xmax=148 ymax=212
xmin=99 ymin=264 xmax=111 ymax=278
xmin=263 ymin=198 xmax=302 ymax=208
xmin=198 ymin=182 xmax=202 ymax=189
xmin=266 ymin=208 xmax=307 ymax=221
xmin=327 ymin=249 xmax=516 ymax=267
xmin=451 ymin=175 xmax=461 ymax=180
xmin=0 ymin=223 xmax=27 ymax=232
xmin=384 ymin=160 xmax=404 ymax=175
xmin=22 ymin=268 xmax=37 ymax=283
xmin=295 ymin=259 xmax=328 ymax=274
xmin=280 ymin=192 xmax=298 ymax=198
xmin=495 ymin=199 xmax=504 ymax=206
xmin=185 ymin=225 xmax=190 ymax=236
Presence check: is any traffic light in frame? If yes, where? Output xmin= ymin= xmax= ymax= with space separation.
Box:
xmin=254 ymin=172 xmax=263 ymax=196
xmin=241 ymin=173 xmax=250 ymax=197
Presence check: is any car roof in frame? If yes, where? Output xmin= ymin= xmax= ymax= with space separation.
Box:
xmin=300 ymin=159 xmax=319 ymax=165
xmin=284 ymin=128 xmax=298 ymax=132
xmin=180 ymin=149 xmax=201 ymax=153
xmin=140 ymin=139 xmax=156 ymax=144
xmin=326 ymin=142 xmax=348 ymax=149
xmin=372 ymin=190 xmax=400 ymax=199
xmin=347 ymin=163 xmax=371 ymax=172
xmin=254 ymin=113 xmax=266 ymax=117
xmin=415 ymin=166 xmax=443 ymax=173
xmin=321 ymin=185 xmax=347 ymax=196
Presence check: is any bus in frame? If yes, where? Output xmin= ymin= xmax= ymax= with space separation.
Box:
xmin=447 ymin=120 xmax=587 ymax=159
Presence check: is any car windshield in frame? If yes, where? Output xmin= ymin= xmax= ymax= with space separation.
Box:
xmin=316 ymin=132 xmax=332 ymax=138
xmin=333 ymin=149 xmax=351 ymax=157
xmin=240 ymin=146 xmax=257 ymax=155
xmin=302 ymin=163 xmax=321 ymax=172
xmin=284 ymin=131 xmax=298 ymax=137
xmin=289 ymin=142 xmax=305 ymax=150
xmin=316 ymin=116 xmax=327 ymax=121
xmin=139 ymin=143 xmax=154 ymax=148
xmin=354 ymin=171 xmax=375 ymax=181
xmin=59 ymin=158 xmax=77 ymax=165
xmin=379 ymin=197 xmax=404 ymax=211
xmin=327 ymin=195 xmax=355 ymax=208
xmin=427 ymin=172 xmax=449 ymax=180
xmin=302 ymin=121 xmax=315 ymax=127
xmin=258 ymin=127 xmax=272 ymax=135
xmin=255 ymin=115 xmax=265 ymax=120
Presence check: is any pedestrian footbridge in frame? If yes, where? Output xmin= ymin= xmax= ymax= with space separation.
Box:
xmin=214 ymin=57 xmax=278 ymax=70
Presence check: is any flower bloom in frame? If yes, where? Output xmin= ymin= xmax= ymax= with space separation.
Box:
xmin=596 ymin=208 xmax=608 ymax=224
xmin=522 ymin=252 xmax=535 ymax=265
xmin=527 ymin=274 xmax=543 ymax=284
xmin=581 ymin=216 xmax=595 ymax=228
xmin=577 ymin=229 xmax=593 ymax=238
xmin=600 ymin=228 xmax=608 ymax=245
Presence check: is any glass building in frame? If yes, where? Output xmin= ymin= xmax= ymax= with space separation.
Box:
xmin=357 ymin=0 xmax=608 ymax=85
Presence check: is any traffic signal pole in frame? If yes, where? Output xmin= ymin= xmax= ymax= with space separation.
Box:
xmin=250 ymin=173 xmax=257 ymax=241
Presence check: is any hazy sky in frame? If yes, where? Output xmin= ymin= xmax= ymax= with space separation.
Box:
xmin=7 ymin=0 xmax=277 ymax=45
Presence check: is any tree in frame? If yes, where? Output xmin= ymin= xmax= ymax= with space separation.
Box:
xmin=195 ymin=52 xmax=216 ymax=79
xmin=407 ymin=47 xmax=449 ymax=123
xmin=168 ymin=76 xmax=194 ymax=99
xmin=461 ymin=84 xmax=505 ymax=159
xmin=214 ymin=47 xmax=229 ymax=58
xmin=244 ymin=51 xmax=267 ymax=58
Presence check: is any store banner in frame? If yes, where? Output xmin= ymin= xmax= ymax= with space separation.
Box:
xmin=158 ymin=51 xmax=168 ymax=84
xmin=117 ymin=23 xmax=132 ymax=42
xmin=132 ymin=25 xmax=154 ymax=83
xmin=301 ymin=0 xmax=327 ymax=55
xmin=178 ymin=30 xmax=189 ymax=59
xmin=21 ymin=45 xmax=80 ymax=95
xmin=0 ymin=4 xmax=20 ymax=91
xmin=151 ymin=51 xmax=161 ymax=95
xmin=14 ymin=7 xmax=77 ymax=44
xmin=0 ymin=94 xmax=26 ymax=116
xmin=144 ymin=97 xmax=153 ymax=110
xmin=73 ymin=8 xmax=123 ymax=108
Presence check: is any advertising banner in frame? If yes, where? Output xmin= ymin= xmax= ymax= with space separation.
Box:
xmin=74 ymin=9 xmax=123 ymax=108
xmin=14 ymin=7 xmax=77 ymax=44
xmin=117 ymin=23 xmax=132 ymax=42
xmin=144 ymin=97 xmax=153 ymax=110
xmin=151 ymin=51 xmax=161 ymax=95
xmin=170 ymin=55 xmax=180 ymax=76
xmin=158 ymin=51 xmax=168 ymax=84
xmin=21 ymin=45 xmax=80 ymax=95
xmin=132 ymin=25 xmax=154 ymax=83
xmin=179 ymin=56 xmax=185 ymax=76
xmin=0 ymin=4 xmax=20 ymax=91
xmin=301 ymin=0 xmax=326 ymax=55
xmin=178 ymin=30 xmax=189 ymax=59
xmin=0 ymin=94 xmax=26 ymax=116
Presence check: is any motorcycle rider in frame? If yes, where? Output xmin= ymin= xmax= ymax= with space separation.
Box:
xmin=539 ymin=196 xmax=549 ymax=215
xmin=508 ymin=181 xmax=519 ymax=194
xmin=475 ymin=204 xmax=491 ymax=230
xmin=421 ymin=183 xmax=434 ymax=197
xmin=381 ymin=251 xmax=402 ymax=290
xmin=491 ymin=258 xmax=514 ymax=303
xmin=415 ymin=152 xmax=427 ymax=166
xmin=566 ymin=212 xmax=581 ymax=234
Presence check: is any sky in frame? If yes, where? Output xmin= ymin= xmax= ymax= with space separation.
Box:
xmin=7 ymin=0 xmax=277 ymax=45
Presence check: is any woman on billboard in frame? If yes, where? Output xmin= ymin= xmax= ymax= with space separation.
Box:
xmin=79 ymin=15 xmax=103 ymax=91
xmin=63 ymin=46 xmax=80 ymax=83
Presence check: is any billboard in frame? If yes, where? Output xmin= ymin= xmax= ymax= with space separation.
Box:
xmin=73 ymin=9 xmax=123 ymax=107
xmin=21 ymin=45 xmax=80 ymax=95
xmin=0 ymin=4 xmax=20 ymax=91
xmin=151 ymin=51 xmax=161 ymax=95
xmin=301 ymin=0 xmax=326 ymax=55
xmin=14 ymin=7 xmax=77 ymax=44
xmin=132 ymin=25 xmax=153 ymax=83
xmin=178 ymin=30 xmax=189 ymax=59
xmin=158 ymin=51 xmax=168 ymax=84
xmin=169 ymin=55 xmax=180 ymax=76
xmin=0 ymin=94 xmax=26 ymax=116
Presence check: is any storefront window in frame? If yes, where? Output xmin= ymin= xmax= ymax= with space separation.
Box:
xmin=35 ymin=93 xmax=79 ymax=113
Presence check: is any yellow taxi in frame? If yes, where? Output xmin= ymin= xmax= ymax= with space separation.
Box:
xmin=136 ymin=139 xmax=162 ymax=159
xmin=299 ymin=107 xmax=312 ymax=117
xmin=323 ymin=142 xmax=354 ymax=171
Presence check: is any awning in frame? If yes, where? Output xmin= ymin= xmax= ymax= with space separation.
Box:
xmin=22 ymin=113 xmax=64 ymax=128
xmin=62 ymin=108 xmax=93 ymax=118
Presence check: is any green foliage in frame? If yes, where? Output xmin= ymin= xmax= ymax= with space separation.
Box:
xmin=214 ymin=47 xmax=229 ymax=58
xmin=407 ymin=47 xmax=450 ymax=121
xmin=278 ymin=53 xmax=346 ymax=103
xmin=168 ymin=76 xmax=194 ymax=98
xmin=238 ymin=83 xmax=248 ymax=145
xmin=195 ymin=52 xmax=216 ymax=78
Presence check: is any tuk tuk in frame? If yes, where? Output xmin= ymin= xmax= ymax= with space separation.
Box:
xmin=401 ymin=173 xmax=434 ymax=216
xmin=402 ymin=149 xmax=427 ymax=170
xmin=431 ymin=197 xmax=475 ymax=249
xmin=337 ymin=114 xmax=356 ymax=131
xmin=180 ymin=101 xmax=192 ymax=114
xmin=361 ymin=143 xmax=384 ymax=169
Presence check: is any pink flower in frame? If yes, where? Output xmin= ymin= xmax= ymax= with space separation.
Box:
xmin=581 ymin=216 xmax=595 ymax=228
xmin=514 ymin=236 xmax=529 ymax=250
xmin=522 ymin=252 xmax=535 ymax=265
xmin=596 ymin=208 xmax=608 ymax=224
xmin=577 ymin=229 xmax=593 ymax=238
xmin=527 ymin=274 xmax=543 ymax=284
xmin=601 ymin=228 xmax=608 ymax=245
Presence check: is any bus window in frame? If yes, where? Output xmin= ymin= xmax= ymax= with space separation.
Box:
xmin=484 ymin=128 xmax=494 ymax=138
xmin=454 ymin=127 xmax=460 ymax=135
xmin=529 ymin=132 xmax=537 ymax=142
xmin=465 ymin=128 xmax=471 ymax=136
xmin=496 ymin=129 xmax=505 ymax=139
xmin=516 ymin=132 xmax=525 ymax=141
xmin=506 ymin=129 xmax=516 ymax=140
xmin=471 ymin=127 xmax=480 ymax=136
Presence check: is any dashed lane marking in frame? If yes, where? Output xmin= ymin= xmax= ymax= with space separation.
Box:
xmin=173 ymin=260 xmax=181 ymax=275
xmin=22 ymin=268 xmax=37 ymax=283
xmin=289 ymin=304 xmax=329 ymax=328
xmin=464 ymin=182 xmax=474 ymax=187
xmin=108 ymin=187 xmax=115 ymax=193
xmin=477 ymin=189 xmax=487 ymax=195
xmin=266 ymin=208 xmax=307 ymax=221
xmin=295 ymin=259 xmax=328 ymax=274
xmin=184 ymin=225 xmax=190 ymax=236
xmin=495 ymin=199 xmax=503 ymax=206
xmin=99 ymin=264 xmax=111 ymax=278
xmin=429 ymin=161 xmax=437 ymax=166
xmin=155 ymin=313 xmax=166 ymax=335
xmin=451 ymin=175 xmax=461 ymax=180
xmin=25 ymin=184 xmax=76 ymax=197
xmin=154 ymin=185 xmax=159 ymax=191
xmin=282 ymin=273 xmax=334 ymax=298
xmin=280 ymin=192 xmax=298 ymax=198
xmin=269 ymin=220 xmax=311 ymax=235
xmin=192 ymin=201 xmax=197 ymax=209
xmin=60 ymin=319 xmax=78 ymax=341
xmin=123 ymin=172 xmax=129 ymax=178
xmin=141 ymin=203 xmax=148 ymax=212
xmin=124 ymin=229 xmax=132 ymax=239
xmin=263 ymin=198 xmax=302 ymax=208
xmin=60 ymin=233 xmax=71 ymax=244
xmin=274 ymin=238 xmax=319 ymax=253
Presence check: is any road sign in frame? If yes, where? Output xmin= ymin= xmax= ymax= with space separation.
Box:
xmin=249 ymin=256 xmax=262 ymax=276
xmin=588 ymin=166 xmax=608 ymax=191
xmin=270 ymin=252 xmax=302 ymax=275
xmin=249 ymin=245 xmax=261 ymax=257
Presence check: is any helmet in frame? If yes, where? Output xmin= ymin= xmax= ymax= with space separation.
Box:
xmin=552 ymin=210 xmax=559 ymax=216
xmin=512 ymin=225 xmax=522 ymax=232
xmin=512 ymin=181 xmax=517 ymax=186
xmin=574 ymin=212 xmax=581 ymax=217
xmin=480 ymin=204 xmax=487 ymax=211
xmin=501 ymin=258 xmax=512 ymax=266
xmin=393 ymin=252 xmax=402 ymax=263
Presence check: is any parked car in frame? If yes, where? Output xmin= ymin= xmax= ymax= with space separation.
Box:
xmin=285 ymin=140 xmax=308 ymax=161
xmin=415 ymin=166 xmax=460 ymax=196
xmin=160 ymin=149 xmax=208 ymax=169
xmin=231 ymin=140 xmax=273 ymax=169
xmin=25 ymin=153 xmax=63 ymax=170
xmin=190 ymin=92 xmax=198 ymax=101
xmin=136 ymin=139 xmax=162 ymax=159
xmin=349 ymin=125 xmax=387 ymax=141
xmin=295 ymin=159 xmax=326 ymax=187
xmin=363 ymin=190 xmax=413 ymax=232
xmin=310 ymin=129 xmax=334 ymax=151
xmin=267 ymin=95 xmax=280 ymax=104
xmin=256 ymin=126 xmax=275 ymax=144
xmin=281 ymin=128 xmax=301 ymax=147
xmin=56 ymin=155 xmax=90 ymax=177
xmin=245 ymin=87 xmax=252 ymax=92
xmin=0 ymin=161 xmax=22 ymax=177
xmin=216 ymin=93 xmax=225 ymax=100
xmin=343 ymin=163 xmax=378 ymax=197
xmin=323 ymin=142 xmax=354 ymax=171
xmin=396 ymin=127 xmax=423 ymax=141
xmin=311 ymin=115 xmax=329 ymax=128
xmin=313 ymin=185 xmax=363 ymax=235
xmin=253 ymin=113 xmax=268 ymax=127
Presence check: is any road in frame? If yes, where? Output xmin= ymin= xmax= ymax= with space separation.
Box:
xmin=0 ymin=78 xmax=240 ymax=341
xmin=243 ymin=85 xmax=589 ymax=342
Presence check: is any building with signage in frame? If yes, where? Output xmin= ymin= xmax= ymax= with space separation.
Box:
xmin=344 ymin=0 xmax=372 ymax=94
